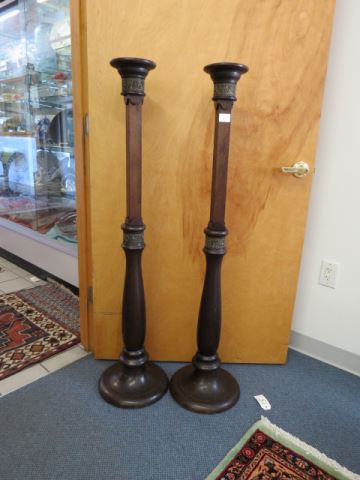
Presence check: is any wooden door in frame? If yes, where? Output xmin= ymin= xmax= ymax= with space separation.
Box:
xmin=81 ymin=0 xmax=335 ymax=362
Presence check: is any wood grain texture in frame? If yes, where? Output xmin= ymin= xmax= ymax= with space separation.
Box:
xmin=83 ymin=0 xmax=335 ymax=362
xmin=70 ymin=0 xmax=92 ymax=350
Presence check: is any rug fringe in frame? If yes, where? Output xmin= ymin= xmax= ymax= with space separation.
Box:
xmin=260 ymin=416 xmax=360 ymax=480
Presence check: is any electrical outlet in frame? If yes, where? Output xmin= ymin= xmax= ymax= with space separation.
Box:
xmin=319 ymin=260 xmax=339 ymax=288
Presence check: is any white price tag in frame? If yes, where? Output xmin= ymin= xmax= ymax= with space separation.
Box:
xmin=30 ymin=276 xmax=41 ymax=283
xmin=219 ymin=113 xmax=231 ymax=123
xmin=254 ymin=395 xmax=271 ymax=410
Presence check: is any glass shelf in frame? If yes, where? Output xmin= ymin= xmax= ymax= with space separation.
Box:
xmin=0 ymin=0 xmax=77 ymax=248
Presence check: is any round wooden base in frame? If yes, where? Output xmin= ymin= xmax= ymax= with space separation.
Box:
xmin=99 ymin=362 xmax=169 ymax=409
xmin=170 ymin=365 xmax=240 ymax=414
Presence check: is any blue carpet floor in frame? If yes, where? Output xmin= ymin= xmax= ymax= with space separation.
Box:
xmin=0 ymin=350 xmax=359 ymax=479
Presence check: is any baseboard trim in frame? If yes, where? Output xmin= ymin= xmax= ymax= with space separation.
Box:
xmin=289 ymin=331 xmax=360 ymax=377
xmin=0 ymin=247 xmax=79 ymax=296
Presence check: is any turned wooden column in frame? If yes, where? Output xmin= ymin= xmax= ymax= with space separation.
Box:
xmin=170 ymin=62 xmax=248 ymax=414
xmin=98 ymin=57 xmax=168 ymax=408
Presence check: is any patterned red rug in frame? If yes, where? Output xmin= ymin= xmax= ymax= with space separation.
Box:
xmin=207 ymin=418 xmax=359 ymax=480
xmin=0 ymin=283 xmax=79 ymax=380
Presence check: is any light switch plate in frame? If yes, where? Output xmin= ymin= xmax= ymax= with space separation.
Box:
xmin=319 ymin=260 xmax=339 ymax=288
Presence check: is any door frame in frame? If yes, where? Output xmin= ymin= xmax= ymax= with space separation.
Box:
xmin=70 ymin=0 xmax=92 ymax=350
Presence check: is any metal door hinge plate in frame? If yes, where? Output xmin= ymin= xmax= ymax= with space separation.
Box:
xmin=87 ymin=286 xmax=93 ymax=304
xmin=83 ymin=113 xmax=89 ymax=136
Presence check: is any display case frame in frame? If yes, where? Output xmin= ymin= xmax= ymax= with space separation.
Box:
xmin=0 ymin=0 xmax=91 ymax=349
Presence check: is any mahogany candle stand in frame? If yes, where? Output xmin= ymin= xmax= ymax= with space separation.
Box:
xmin=170 ymin=62 xmax=248 ymax=414
xmin=98 ymin=58 xmax=169 ymax=408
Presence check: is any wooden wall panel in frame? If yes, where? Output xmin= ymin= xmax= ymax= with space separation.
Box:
xmin=82 ymin=0 xmax=335 ymax=362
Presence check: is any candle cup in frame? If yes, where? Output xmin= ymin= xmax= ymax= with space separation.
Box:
xmin=99 ymin=58 xmax=169 ymax=408
xmin=170 ymin=62 xmax=248 ymax=414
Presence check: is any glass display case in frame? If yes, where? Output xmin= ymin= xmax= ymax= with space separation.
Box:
xmin=0 ymin=0 xmax=77 ymax=249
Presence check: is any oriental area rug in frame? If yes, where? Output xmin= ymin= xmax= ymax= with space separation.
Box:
xmin=0 ymin=283 xmax=79 ymax=380
xmin=207 ymin=417 xmax=359 ymax=480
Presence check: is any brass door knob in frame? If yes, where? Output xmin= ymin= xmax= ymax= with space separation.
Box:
xmin=280 ymin=161 xmax=310 ymax=178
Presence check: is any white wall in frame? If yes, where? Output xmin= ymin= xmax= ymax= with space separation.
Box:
xmin=291 ymin=0 xmax=360 ymax=357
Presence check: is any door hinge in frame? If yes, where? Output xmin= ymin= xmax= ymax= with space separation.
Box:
xmin=83 ymin=113 xmax=89 ymax=137
xmin=87 ymin=286 xmax=93 ymax=304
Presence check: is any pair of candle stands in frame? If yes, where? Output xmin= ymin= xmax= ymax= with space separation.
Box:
xmin=98 ymin=57 xmax=248 ymax=414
